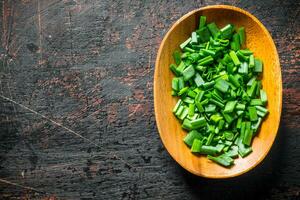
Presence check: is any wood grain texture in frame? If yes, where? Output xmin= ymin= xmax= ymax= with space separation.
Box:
xmin=154 ymin=5 xmax=282 ymax=178
xmin=0 ymin=0 xmax=299 ymax=199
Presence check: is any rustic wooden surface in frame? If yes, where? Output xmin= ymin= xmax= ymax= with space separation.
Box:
xmin=0 ymin=0 xmax=299 ymax=199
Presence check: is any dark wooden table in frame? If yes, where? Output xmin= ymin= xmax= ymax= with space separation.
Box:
xmin=0 ymin=0 xmax=299 ymax=199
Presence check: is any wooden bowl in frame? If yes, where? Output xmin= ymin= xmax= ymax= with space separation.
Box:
xmin=154 ymin=5 xmax=282 ymax=178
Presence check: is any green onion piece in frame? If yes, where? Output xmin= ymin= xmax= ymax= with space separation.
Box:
xmin=209 ymin=98 xmax=225 ymax=108
xmin=200 ymin=98 xmax=209 ymax=105
xmin=210 ymin=114 xmax=223 ymax=123
xmin=187 ymin=90 xmax=197 ymax=98
xmin=196 ymin=27 xmax=211 ymax=42
xmin=222 ymin=111 xmax=235 ymax=124
xmin=237 ymin=137 xmax=252 ymax=157
xmin=212 ymin=90 xmax=224 ymax=102
xmin=255 ymin=105 xmax=269 ymax=114
xmin=237 ymin=50 xmax=248 ymax=61
xmin=180 ymin=37 xmax=191 ymax=49
xmin=188 ymin=104 xmax=195 ymax=117
xmin=195 ymin=90 xmax=205 ymax=103
xmin=256 ymin=81 xmax=261 ymax=96
xmin=195 ymin=102 xmax=204 ymax=113
xmin=248 ymin=106 xmax=258 ymax=122
xmin=238 ymin=27 xmax=245 ymax=45
xmin=184 ymin=47 xmax=195 ymax=53
xmin=178 ymin=86 xmax=189 ymax=96
xmin=182 ymin=65 xmax=195 ymax=81
xmin=207 ymin=22 xmax=220 ymax=38
xmin=257 ymin=110 xmax=267 ymax=118
xmin=183 ymin=97 xmax=194 ymax=104
xmin=206 ymin=132 xmax=215 ymax=145
xmin=228 ymin=75 xmax=240 ymax=87
xmin=182 ymin=118 xmax=193 ymax=130
xmin=173 ymin=50 xmax=182 ymax=65
xmin=172 ymin=78 xmax=179 ymax=91
xmin=172 ymin=99 xmax=182 ymax=113
xmin=189 ymin=53 xmax=200 ymax=63
xmin=250 ymin=99 xmax=263 ymax=106
xmin=239 ymin=49 xmax=253 ymax=55
xmin=202 ymin=81 xmax=215 ymax=89
xmin=237 ymin=110 xmax=244 ymax=116
xmin=224 ymin=131 xmax=234 ymax=141
xmin=176 ymin=61 xmax=186 ymax=74
xmin=190 ymin=117 xmax=207 ymax=129
xmin=247 ymin=76 xmax=257 ymax=86
xmin=199 ymin=146 xmax=218 ymax=155
xmin=198 ymin=55 xmax=214 ymax=65
xmin=260 ymin=89 xmax=268 ymax=105
xmin=201 ymin=49 xmax=216 ymax=56
xmin=236 ymin=103 xmax=245 ymax=110
xmin=181 ymin=52 xmax=189 ymax=59
xmin=225 ymin=146 xmax=239 ymax=158
xmin=238 ymin=62 xmax=249 ymax=74
xmin=175 ymin=105 xmax=184 ymax=117
xmin=205 ymin=104 xmax=216 ymax=113
xmin=242 ymin=122 xmax=252 ymax=146
xmin=199 ymin=16 xmax=206 ymax=29
xmin=251 ymin=117 xmax=262 ymax=133
xmin=247 ymin=80 xmax=257 ymax=97
xmin=177 ymin=77 xmax=184 ymax=90
xmin=184 ymin=130 xmax=203 ymax=147
xmin=224 ymin=101 xmax=237 ymax=113
xmin=214 ymin=79 xmax=230 ymax=93
xmin=191 ymin=32 xmax=198 ymax=44
xmin=249 ymin=54 xmax=255 ymax=68
xmin=254 ymin=58 xmax=263 ymax=73
xmin=239 ymin=122 xmax=246 ymax=140
xmin=236 ymin=117 xmax=243 ymax=129
xmin=191 ymin=139 xmax=203 ymax=153
xmin=170 ymin=64 xmax=180 ymax=76
xmin=220 ymin=24 xmax=234 ymax=39
xmin=231 ymin=33 xmax=240 ymax=51
xmin=229 ymin=51 xmax=241 ymax=66
xmin=178 ymin=107 xmax=189 ymax=120
xmin=218 ymin=119 xmax=225 ymax=130
xmin=194 ymin=73 xmax=205 ymax=87
xmin=207 ymin=154 xmax=233 ymax=167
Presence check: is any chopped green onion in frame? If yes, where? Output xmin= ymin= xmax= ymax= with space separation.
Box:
xmin=182 ymin=65 xmax=195 ymax=81
xmin=254 ymin=58 xmax=263 ymax=73
xmin=248 ymin=106 xmax=258 ymax=122
xmin=194 ymin=73 xmax=205 ymax=87
xmin=191 ymin=139 xmax=203 ymax=153
xmin=173 ymin=50 xmax=182 ymax=65
xmin=170 ymin=17 xmax=268 ymax=168
xmin=260 ymin=89 xmax=268 ymax=105
xmin=190 ymin=117 xmax=207 ymax=129
xmin=199 ymin=16 xmax=206 ymax=29
xmin=224 ymin=101 xmax=237 ymax=113
xmin=184 ymin=130 xmax=203 ymax=147
xmin=250 ymin=99 xmax=263 ymax=106
xmin=214 ymin=79 xmax=230 ymax=93
xmin=207 ymin=22 xmax=220 ymax=38
xmin=180 ymin=37 xmax=191 ymax=49
xmin=229 ymin=51 xmax=241 ymax=66
xmin=238 ymin=27 xmax=245 ymax=45
xmin=208 ymin=154 xmax=233 ymax=167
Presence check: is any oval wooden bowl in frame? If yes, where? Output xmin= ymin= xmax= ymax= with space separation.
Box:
xmin=154 ymin=5 xmax=282 ymax=178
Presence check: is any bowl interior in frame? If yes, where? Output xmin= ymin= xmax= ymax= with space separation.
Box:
xmin=154 ymin=5 xmax=282 ymax=178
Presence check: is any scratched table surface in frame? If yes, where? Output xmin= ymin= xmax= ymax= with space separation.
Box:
xmin=0 ymin=0 xmax=299 ymax=199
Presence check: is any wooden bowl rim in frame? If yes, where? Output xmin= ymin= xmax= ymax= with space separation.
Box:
xmin=154 ymin=5 xmax=282 ymax=178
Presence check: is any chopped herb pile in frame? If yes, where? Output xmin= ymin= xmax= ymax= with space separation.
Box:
xmin=171 ymin=16 xmax=268 ymax=167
